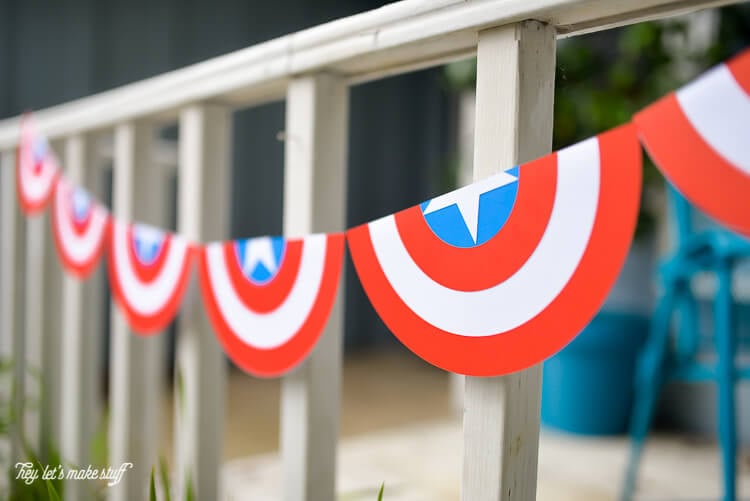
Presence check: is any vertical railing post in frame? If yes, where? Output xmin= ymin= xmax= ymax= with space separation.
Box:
xmin=175 ymin=104 xmax=231 ymax=500
xmin=1 ymin=149 xmax=26 ymax=466
xmin=24 ymin=144 xmax=63 ymax=460
xmin=461 ymin=21 xmax=556 ymax=501
xmin=280 ymin=73 xmax=349 ymax=501
xmin=109 ymin=121 xmax=167 ymax=501
xmin=23 ymin=217 xmax=41 ymax=451
xmin=61 ymin=133 xmax=105 ymax=499
xmin=450 ymin=89 xmax=477 ymax=415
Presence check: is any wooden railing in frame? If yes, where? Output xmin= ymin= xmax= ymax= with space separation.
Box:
xmin=0 ymin=1 xmax=739 ymax=500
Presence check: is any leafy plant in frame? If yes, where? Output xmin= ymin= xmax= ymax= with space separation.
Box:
xmin=45 ymin=479 xmax=62 ymax=501
xmin=0 ymin=358 xmax=112 ymax=500
xmin=150 ymin=466 xmax=158 ymax=501
xmin=442 ymin=16 xmax=740 ymax=238
xmin=148 ymin=455 xmax=196 ymax=501
xmin=0 ymin=358 xmax=68 ymax=501
xmin=159 ymin=456 xmax=172 ymax=501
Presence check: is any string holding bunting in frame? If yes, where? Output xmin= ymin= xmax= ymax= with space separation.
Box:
xmin=8 ymin=47 xmax=749 ymax=378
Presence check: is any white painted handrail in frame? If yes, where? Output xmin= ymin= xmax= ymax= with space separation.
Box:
xmin=0 ymin=0 xmax=735 ymax=148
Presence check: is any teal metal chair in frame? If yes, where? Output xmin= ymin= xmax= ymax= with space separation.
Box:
xmin=622 ymin=185 xmax=750 ymax=501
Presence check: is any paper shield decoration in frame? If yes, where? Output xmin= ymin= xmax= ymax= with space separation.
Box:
xmin=198 ymin=233 xmax=345 ymax=377
xmin=347 ymin=125 xmax=641 ymax=376
xmin=51 ymin=177 xmax=110 ymax=278
xmin=16 ymin=115 xmax=60 ymax=214
xmin=635 ymin=48 xmax=750 ymax=235
xmin=108 ymin=220 xmax=195 ymax=334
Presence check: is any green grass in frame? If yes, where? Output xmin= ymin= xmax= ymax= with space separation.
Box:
xmin=45 ymin=480 xmax=61 ymax=501
xmin=2 ymin=356 xmax=385 ymax=500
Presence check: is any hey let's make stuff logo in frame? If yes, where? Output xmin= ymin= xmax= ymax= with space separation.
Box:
xmin=15 ymin=462 xmax=133 ymax=487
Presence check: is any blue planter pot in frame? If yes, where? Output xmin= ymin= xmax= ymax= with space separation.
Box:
xmin=541 ymin=312 xmax=649 ymax=435
xmin=541 ymin=241 xmax=655 ymax=435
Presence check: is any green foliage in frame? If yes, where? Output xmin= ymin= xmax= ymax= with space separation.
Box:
xmin=147 ymin=455 xmax=197 ymax=501
xmin=699 ymin=4 xmax=750 ymax=67
xmin=45 ymin=479 xmax=61 ymax=501
xmin=0 ymin=358 xmax=108 ymax=501
xmin=553 ymin=21 xmax=687 ymax=146
xmin=89 ymin=410 xmax=109 ymax=469
xmin=159 ymin=456 xmax=172 ymax=501
xmin=554 ymin=21 xmax=694 ymax=238
xmin=442 ymin=11 xmax=750 ymax=238
xmin=1 ymin=357 xmax=236 ymax=501
xmin=0 ymin=358 xmax=67 ymax=501
xmin=442 ymin=59 xmax=477 ymax=92
xmin=150 ymin=466 xmax=158 ymax=501
xmin=185 ymin=470 xmax=195 ymax=501
xmin=377 ymin=482 xmax=385 ymax=501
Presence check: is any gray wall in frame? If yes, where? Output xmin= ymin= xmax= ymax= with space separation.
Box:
xmin=0 ymin=0 xmax=459 ymax=351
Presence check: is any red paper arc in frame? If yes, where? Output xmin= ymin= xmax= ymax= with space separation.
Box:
xmin=108 ymin=220 xmax=195 ymax=335
xmin=51 ymin=177 xmax=110 ymax=278
xmin=347 ymin=125 xmax=642 ymax=376
xmin=199 ymin=233 xmax=345 ymax=377
xmin=16 ymin=114 xmax=60 ymax=215
xmin=635 ymin=48 xmax=750 ymax=236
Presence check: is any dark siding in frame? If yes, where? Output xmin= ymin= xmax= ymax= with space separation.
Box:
xmin=0 ymin=0 xmax=457 ymax=351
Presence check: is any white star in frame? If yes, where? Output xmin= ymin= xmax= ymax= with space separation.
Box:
xmin=242 ymin=237 xmax=278 ymax=276
xmin=423 ymin=169 xmax=518 ymax=243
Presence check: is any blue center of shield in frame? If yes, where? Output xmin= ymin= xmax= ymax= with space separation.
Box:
xmin=32 ymin=137 xmax=48 ymax=161
xmin=421 ymin=167 xmax=519 ymax=248
xmin=71 ymin=188 xmax=92 ymax=223
xmin=132 ymin=225 xmax=165 ymax=265
xmin=234 ymin=236 xmax=286 ymax=285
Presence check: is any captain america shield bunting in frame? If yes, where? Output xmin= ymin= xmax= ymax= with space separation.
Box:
xmin=16 ymin=115 xmax=60 ymax=215
xmin=347 ymin=124 xmax=642 ymax=376
xmin=198 ymin=233 xmax=345 ymax=377
xmin=108 ymin=220 xmax=195 ymax=335
xmin=635 ymin=48 xmax=750 ymax=236
xmin=51 ymin=177 xmax=110 ymax=278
